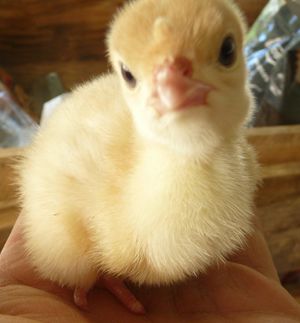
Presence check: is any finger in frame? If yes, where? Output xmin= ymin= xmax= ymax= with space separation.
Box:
xmin=229 ymin=216 xmax=279 ymax=282
xmin=0 ymin=215 xmax=25 ymax=284
xmin=0 ymin=214 xmax=71 ymax=299
xmin=0 ymin=214 xmax=44 ymax=287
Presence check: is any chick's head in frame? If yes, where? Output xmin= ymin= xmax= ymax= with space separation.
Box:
xmin=107 ymin=0 xmax=254 ymax=158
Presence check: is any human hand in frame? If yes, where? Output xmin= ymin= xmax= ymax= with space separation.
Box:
xmin=1 ymin=215 xmax=300 ymax=323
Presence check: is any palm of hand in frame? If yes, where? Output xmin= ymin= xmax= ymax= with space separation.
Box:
xmin=1 ymin=217 xmax=300 ymax=323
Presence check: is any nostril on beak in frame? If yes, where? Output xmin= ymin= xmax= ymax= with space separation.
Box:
xmin=172 ymin=56 xmax=193 ymax=77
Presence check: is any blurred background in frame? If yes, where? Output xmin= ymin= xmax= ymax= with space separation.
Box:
xmin=0 ymin=0 xmax=300 ymax=303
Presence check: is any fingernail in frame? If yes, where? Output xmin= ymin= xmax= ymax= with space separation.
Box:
xmin=131 ymin=301 xmax=146 ymax=315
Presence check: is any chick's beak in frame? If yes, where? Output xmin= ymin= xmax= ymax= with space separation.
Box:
xmin=151 ymin=57 xmax=213 ymax=115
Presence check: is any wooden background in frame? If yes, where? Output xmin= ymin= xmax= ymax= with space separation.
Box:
xmin=0 ymin=0 xmax=268 ymax=92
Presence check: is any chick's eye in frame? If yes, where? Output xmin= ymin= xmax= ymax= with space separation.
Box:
xmin=120 ymin=63 xmax=137 ymax=88
xmin=219 ymin=36 xmax=236 ymax=67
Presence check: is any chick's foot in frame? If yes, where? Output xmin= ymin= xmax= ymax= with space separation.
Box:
xmin=98 ymin=275 xmax=146 ymax=314
xmin=73 ymin=276 xmax=145 ymax=314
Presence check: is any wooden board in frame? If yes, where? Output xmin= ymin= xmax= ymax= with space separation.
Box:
xmin=247 ymin=125 xmax=300 ymax=165
xmin=248 ymin=126 xmax=300 ymax=276
xmin=0 ymin=0 xmax=121 ymax=92
xmin=0 ymin=147 xmax=20 ymax=206
xmin=259 ymin=194 xmax=300 ymax=275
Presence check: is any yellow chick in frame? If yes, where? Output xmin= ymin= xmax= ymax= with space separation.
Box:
xmin=18 ymin=0 xmax=258 ymax=314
